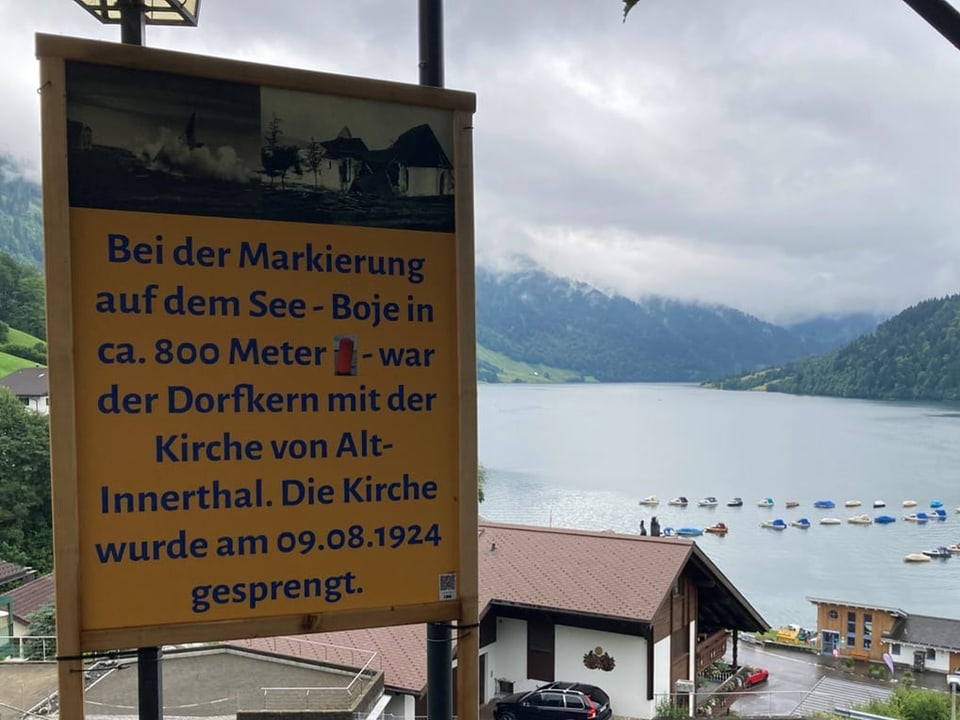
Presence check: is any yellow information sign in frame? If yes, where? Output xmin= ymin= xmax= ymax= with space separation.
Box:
xmin=39 ymin=35 xmax=477 ymax=651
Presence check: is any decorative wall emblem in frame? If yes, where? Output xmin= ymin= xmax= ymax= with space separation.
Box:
xmin=583 ymin=645 xmax=616 ymax=671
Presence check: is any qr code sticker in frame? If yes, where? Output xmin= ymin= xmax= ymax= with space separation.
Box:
xmin=439 ymin=572 xmax=457 ymax=600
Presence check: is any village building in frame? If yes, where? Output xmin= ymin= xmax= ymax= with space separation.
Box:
xmin=809 ymin=597 xmax=960 ymax=674
xmin=0 ymin=367 xmax=49 ymax=414
xmin=237 ymin=522 xmax=768 ymax=720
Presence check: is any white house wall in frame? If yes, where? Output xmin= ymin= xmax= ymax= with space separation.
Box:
xmin=895 ymin=643 xmax=952 ymax=674
xmin=554 ymin=625 xmax=647 ymax=719
xmin=382 ymin=692 xmax=415 ymax=720
xmin=403 ymin=167 xmax=450 ymax=197
xmin=488 ymin=617 xmax=529 ymax=697
xmin=652 ymin=635 xmax=673 ymax=708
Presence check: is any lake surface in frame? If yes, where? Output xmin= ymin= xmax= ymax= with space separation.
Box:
xmin=477 ymin=383 xmax=960 ymax=628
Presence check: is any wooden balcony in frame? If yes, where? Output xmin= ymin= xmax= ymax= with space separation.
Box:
xmin=696 ymin=630 xmax=728 ymax=674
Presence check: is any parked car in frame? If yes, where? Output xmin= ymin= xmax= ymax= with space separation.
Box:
xmin=494 ymin=681 xmax=612 ymax=720
xmin=744 ymin=666 xmax=769 ymax=687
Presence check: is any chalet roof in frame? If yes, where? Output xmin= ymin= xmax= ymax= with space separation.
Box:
xmin=320 ymin=135 xmax=368 ymax=159
xmin=477 ymin=523 xmax=765 ymax=632
xmin=0 ymin=368 xmax=48 ymax=397
xmin=885 ymin=613 xmax=960 ymax=652
xmin=0 ymin=560 xmax=36 ymax=591
xmin=391 ymin=124 xmax=451 ymax=168
xmin=808 ymin=597 xmax=908 ymax=617
xmin=7 ymin=573 xmax=54 ymax=623
xmin=232 ymin=522 xmax=766 ymax=692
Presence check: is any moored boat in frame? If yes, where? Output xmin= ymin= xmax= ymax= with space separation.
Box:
xmin=726 ymin=497 xmax=743 ymax=507
xmin=875 ymin=515 xmax=896 ymax=524
xmin=705 ymin=522 xmax=728 ymax=535
xmin=668 ymin=496 xmax=689 ymax=506
xmin=904 ymin=553 xmax=931 ymax=563
xmin=931 ymin=500 xmax=944 ymax=508
xmin=661 ymin=527 xmax=676 ymax=537
xmin=790 ymin=518 xmax=811 ymax=529
xmin=848 ymin=514 xmax=872 ymax=525
xmin=844 ymin=500 xmax=862 ymax=508
xmin=820 ymin=518 xmax=841 ymax=525
xmin=698 ymin=496 xmax=719 ymax=507
xmin=873 ymin=500 xmax=886 ymax=508
xmin=947 ymin=544 xmax=960 ymax=554
xmin=757 ymin=497 xmax=774 ymax=508
xmin=922 ymin=546 xmax=951 ymax=559
xmin=814 ymin=500 xmax=836 ymax=509
xmin=639 ymin=495 xmax=659 ymax=506
xmin=904 ymin=512 xmax=931 ymax=522
xmin=934 ymin=509 xmax=947 ymax=519
xmin=785 ymin=500 xmax=800 ymax=508
xmin=676 ymin=527 xmax=704 ymax=537
xmin=903 ymin=500 xmax=918 ymax=508
xmin=761 ymin=518 xmax=787 ymax=530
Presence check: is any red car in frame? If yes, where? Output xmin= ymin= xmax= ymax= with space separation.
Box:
xmin=744 ymin=667 xmax=769 ymax=687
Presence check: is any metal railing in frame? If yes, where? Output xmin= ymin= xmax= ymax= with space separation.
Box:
xmin=0 ymin=635 xmax=57 ymax=661
xmin=655 ymin=687 xmax=895 ymax=718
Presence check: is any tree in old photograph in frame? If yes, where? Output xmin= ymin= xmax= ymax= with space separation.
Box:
xmin=260 ymin=113 xmax=302 ymax=189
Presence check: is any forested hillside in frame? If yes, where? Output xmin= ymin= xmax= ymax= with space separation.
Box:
xmin=476 ymin=270 xmax=878 ymax=382
xmin=717 ymin=295 xmax=960 ymax=401
xmin=0 ymin=154 xmax=43 ymax=268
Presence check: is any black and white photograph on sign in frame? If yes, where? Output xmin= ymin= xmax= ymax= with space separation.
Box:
xmin=65 ymin=61 xmax=264 ymax=219
xmin=258 ymin=86 xmax=455 ymax=232
xmin=65 ymin=63 xmax=456 ymax=232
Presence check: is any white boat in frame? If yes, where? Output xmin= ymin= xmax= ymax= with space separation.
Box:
xmin=785 ymin=500 xmax=800 ymax=508
xmin=757 ymin=497 xmax=774 ymax=508
xmin=761 ymin=519 xmax=787 ymax=530
xmin=790 ymin=518 xmax=811 ymax=529
xmin=903 ymin=500 xmax=918 ymax=508
xmin=848 ymin=514 xmax=872 ymax=525
xmin=844 ymin=500 xmax=862 ymax=508
xmin=698 ymin=496 xmax=719 ymax=507
xmin=668 ymin=496 xmax=689 ymax=506
xmin=904 ymin=553 xmax=931 ymax=563
xmin=820 ymin=518 xmax=841 ymax=525
xmin=873 ymin=500 xmax=886 ymax=508
xmin=947 ymin=544 xmax=960 ymax=554
xmin=638 ymin=495 xmax=659 ymax=506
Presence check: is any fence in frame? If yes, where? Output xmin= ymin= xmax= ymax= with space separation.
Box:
xmin=0 ymin=635 xmax=57 ymax=661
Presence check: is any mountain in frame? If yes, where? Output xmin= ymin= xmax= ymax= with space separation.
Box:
xmin=715 ymin=294 xmax=960 ymax=401
xmin=476 ymin=269 xmax=878 ymax=382
xmin=0 ymin=155 xmax=43 ymax=268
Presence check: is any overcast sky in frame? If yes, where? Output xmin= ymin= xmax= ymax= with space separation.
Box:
xmin=4 ymin=0 xmax=960 ymax=323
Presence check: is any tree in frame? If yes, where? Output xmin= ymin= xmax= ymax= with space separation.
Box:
xmin=23 ymin=603 xmax=56 ymax=660
xmin=0 ymin=389 xmax=52 ymax=571
xmin=261 ymin=114 xmax=302 ymax=190
xmin=304 ymin=137 xmax=324 ymax=189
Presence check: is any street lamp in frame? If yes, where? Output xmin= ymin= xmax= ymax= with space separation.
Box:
xmin=71 ymin=0 xmax=201 ymax=46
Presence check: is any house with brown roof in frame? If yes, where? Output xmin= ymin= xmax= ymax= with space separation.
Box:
xmin=0 ymin=367 xmax=49 ymax=414
xmin=236 ymin=522 xmax=768 ymax=720
xmin=7 ymin=573 xmax=55 ymax=636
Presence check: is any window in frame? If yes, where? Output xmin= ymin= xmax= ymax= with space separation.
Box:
xmin=891 ymin=644 xmax=901 ymax=656
xmin=565 ymin=696 xmax=586 ymax=710
xmin=847 ymin=612 xmax=857 ymax=648
xmin=829 ymin=610 xmax=839 ymax=619
xmin=863 ymin=614 xmax=873 ymax=650
xmin=928 ymin=648 xmax=936 ymax=661
xmin=526 ymin=616 xmax=555 ymax=682
xmin=540 ymin=693 xmax=564 ymax=708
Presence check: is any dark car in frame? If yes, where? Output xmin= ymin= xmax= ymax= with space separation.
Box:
xmin=494 ymin=681 xmax=612 ymax=720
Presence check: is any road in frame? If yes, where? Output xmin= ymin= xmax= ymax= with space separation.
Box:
xmin=719 ymin=642 xmax=894 ymax=717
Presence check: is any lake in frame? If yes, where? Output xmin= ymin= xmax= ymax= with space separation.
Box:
xmin=477 ymin=383 xmax=960 ymax=628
